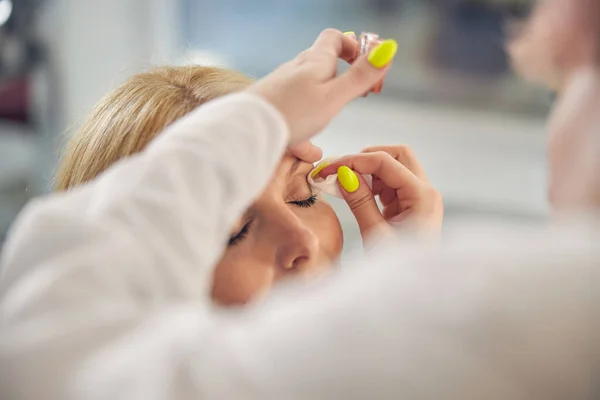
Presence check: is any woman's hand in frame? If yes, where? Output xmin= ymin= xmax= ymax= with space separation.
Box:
xmin=320 ymin=145 xmax=443 ymax=240
xmin=247 ymin=29 xmax=398 ymax=146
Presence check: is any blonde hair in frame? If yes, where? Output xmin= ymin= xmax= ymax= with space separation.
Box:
xmin=55 ymin=66 xmax=253 ymax=191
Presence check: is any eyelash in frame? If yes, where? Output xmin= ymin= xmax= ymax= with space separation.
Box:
xmin=289 ymin=194 xmax=318 ymax=208
xmin=227 ymin=195 xmax=318 ymax=246
xmin=228 ymin=221 xmax=251 ymax=246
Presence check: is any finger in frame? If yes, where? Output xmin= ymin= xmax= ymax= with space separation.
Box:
xmin=288 ymin=141 xmax=323 ymax=163
xmin=371 ymin=179 xmax=397 ymax=207
xmin=336 ymin=166 xmax=385 ymax=236
xmin=366 ymin=38 xmax=385 ymax=95
xmin=328 ymin=39 xmax=398 ymax=106
xmin=311 ymin=28 xmax=359 ymax=63
xmin=376 ymin=187 xmax=397 ymax=206
xmin=343 ymin=31 xmax=357 ymax=41
xmin=362 ymin=145 xmax=429 ymax=181
xmin=382 ymin=202 xmax=401 ymax=220
xmin=320 ymin=151 xmax=420 ymax=193
xmin=342 ymin=31 xmax=359 ymax=64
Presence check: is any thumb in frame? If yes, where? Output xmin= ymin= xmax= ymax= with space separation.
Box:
xmin=336 ymin=166 xmax=386 ymax=236
xmin=287 ymin=141 xmax=323 ymax=163
xmin=330 ymin=39 xmax=398 ymax=103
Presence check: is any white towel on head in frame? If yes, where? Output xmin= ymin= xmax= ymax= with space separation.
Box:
xmin=307 ymin=158 xmax=373 ymax=198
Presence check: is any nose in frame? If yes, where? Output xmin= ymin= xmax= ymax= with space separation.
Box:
xmin=271 ymin=211 xmax=320 ymax=273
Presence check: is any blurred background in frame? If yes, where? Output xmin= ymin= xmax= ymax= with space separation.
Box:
xmin=0 ymin=0 xmax=550 ymax=248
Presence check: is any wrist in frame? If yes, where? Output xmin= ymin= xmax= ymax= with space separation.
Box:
xmin=243 ymin=89 xmax=292 ymax=144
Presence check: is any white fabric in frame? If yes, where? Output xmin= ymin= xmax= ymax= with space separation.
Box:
xmin=307 ymin=157 xmax=373 ymax=198
xmin=0 ymin=92 xmax=597 ymax=400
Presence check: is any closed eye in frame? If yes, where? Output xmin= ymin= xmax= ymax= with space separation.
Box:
xmin=288 ymin=195 xmax=317 ymax=208
xmin=228 ymin=220 xmax=252 ymax=246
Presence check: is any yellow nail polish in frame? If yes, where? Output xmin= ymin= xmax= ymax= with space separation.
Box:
xmin=310 ymin=161 xmax=331 ymax=178
xmin=343 ymin=31 xmax=355 ymax=36
xmin=368 ymin=39 xmax=398 ymax=69
xmin=337 ymin=166 xmax=359 ymax=193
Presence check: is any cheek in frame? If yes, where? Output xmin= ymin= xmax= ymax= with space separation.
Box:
xmin=211 ymin=255 xmax=275 ymax=306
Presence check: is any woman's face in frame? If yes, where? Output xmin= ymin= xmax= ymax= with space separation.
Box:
xmin=211 ymin=155 xmax=343 ymax=305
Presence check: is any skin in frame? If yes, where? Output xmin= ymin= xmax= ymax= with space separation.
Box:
xmin=509 ymin=0 xmax=599 ymax=91
xmin=211 ymin=156 xmax=343 ymax=305
xmin=509 ymin=0 xmax=600 ymax=209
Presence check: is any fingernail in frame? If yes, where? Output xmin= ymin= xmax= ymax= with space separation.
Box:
xmin=368 ymin=39 xmax=398 ymax=69
xmin=337 ymin=166 xmax=359 ymax=193
xmin=343 ymin=31 xmax=355 ymax=36
xmin=310 ymin=161 xmax=331 ymax=178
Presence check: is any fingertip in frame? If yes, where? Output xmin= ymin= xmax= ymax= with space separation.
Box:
xmin=310 ymin=160 xmax=331 ymax=178
xmin=309 ymin=145 xmax=324 ymax=162
xmin=289 ymin=141 xmax=323 ymax=163
xmin=337 ymin=166 xmax=360 ymax=193
xmin=367 ymin=39 xmax=398 ymax=69
xmin=341 ymin=33 xmax=360 ymax=63
xmin=318 ymin=163 xmax=341 ymax=178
